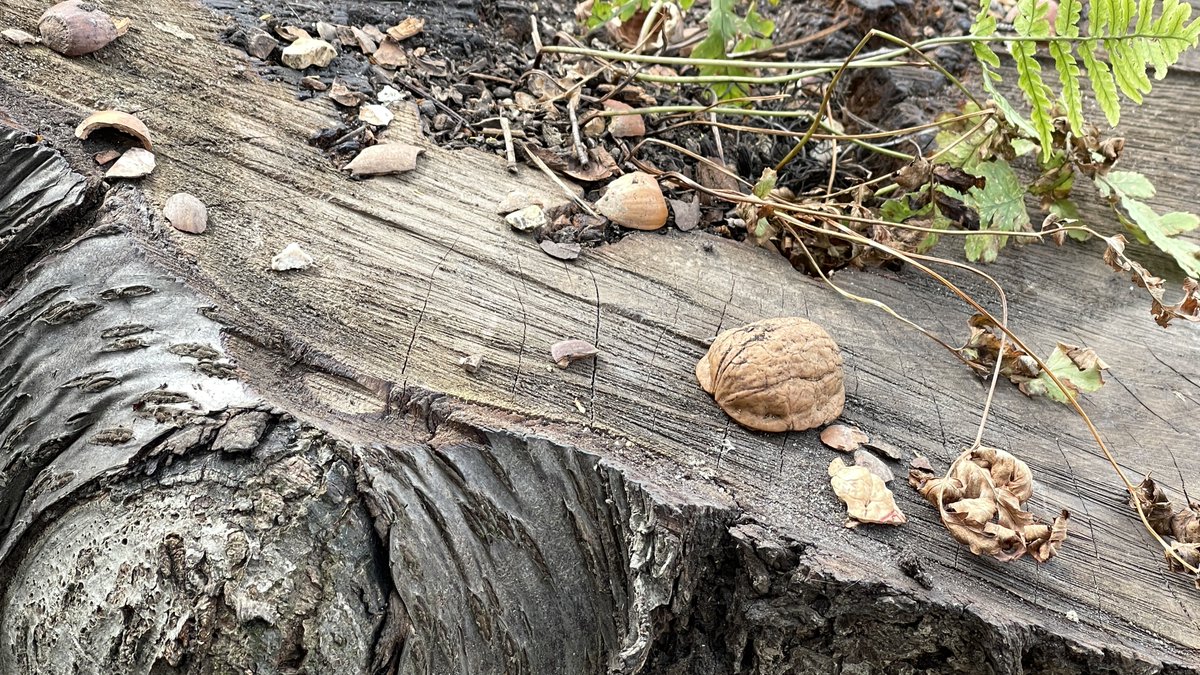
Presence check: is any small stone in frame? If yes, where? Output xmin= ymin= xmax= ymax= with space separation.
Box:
xmin=245 ymin=29 xmax=278 ymax=60
xmin=493 ymin=86 xmax=513 ymax=99
xmin=359 ymin=104 xmax=394 ymax=127
xmin=2 ymin=28 xmax=38 ymax=46
xmin=377 ymin=85 xmax=403 ymax=102
xmin=105 ymin=148 xmax=156 ymax=179
xmin=418 ymin=101 xmax=437 ymax=117
xmin=280 ymin=37 xmax=337 ymax=69
xmin=505 ymin=205 xmax=546 ymax=232
xmin=271 ymin=243 xmax=314 ymax=271
xmin=668 ymin=195 xmax=701 ymax=231
xmin=314 ymin=21 xmax=338 ymax=43
xmin=459 ymin=354 xmax=484 ymax=374
xmin=1065 ymin=610 xmax=1080 ymax=623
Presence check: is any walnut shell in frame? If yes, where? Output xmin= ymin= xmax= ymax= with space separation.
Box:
xmin=594 ymin=171 xmax=667 ymax=231
xmin=39 ymin=0 xmax=119 ymax=56
xmin=696 ymin=317 xmax=844 ymax=432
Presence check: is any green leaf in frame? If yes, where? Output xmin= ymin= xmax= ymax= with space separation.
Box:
xmin=1050 ymin=0 xmax=1086 ymax=134
xmin=1158 ymin=211 xmax=1200 ymax=236
xmin=1080 ymin=42 xmax=1122 ymax=126
xmin=1121 ymin=198 xmax=1200 ymax=276
xmin=1050 ymin=199 xmax=1090 ymax=240
xmin=1011 ymin=138 xmax=1039 ymax=157
xmin=1098 ymin=170 xmax=1156 ymax=199
xmin=752 ymin=168 xmax=777 ymax=198
xmin=1023 ymin=344 xmax=1107 ymax=403
xmin=964 ymin=160 xmax=1032 ymax=262
xmin=1012 ymin=0 xmax=1056 ymax=160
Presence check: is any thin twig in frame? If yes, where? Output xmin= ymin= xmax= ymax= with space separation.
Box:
xmin=520 ymin=142 xmax=599 ymax=217
xmin=500 ymin=116 xmax=517 ymax=173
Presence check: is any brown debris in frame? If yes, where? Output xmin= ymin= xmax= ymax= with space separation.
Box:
xmin=1104 ymin=234 xmax=1200 ymax=327
xmin=75 ymin=110 xmax=153 ymax=150
xmin=344 ymin=143 xmax=423 ymax=177
xmin=820 ymin=424 xmax=869 ymax=452
xmin=594 ymin=171 xmax=667 ymax=231
xmin=386 ymin=17 xmax=425 ymax=41
xmin=909 ymin=446 xmax=1069 ymax=563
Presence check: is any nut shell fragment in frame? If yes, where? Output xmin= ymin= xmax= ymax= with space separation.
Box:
xmin=594 ymin=171 xmax=667 ymax=231
xmin=75 ymin=110 xmax=153 ymax=150
xmin=39 ymin=0 xmax=119 ymax=56
xmin=603 ymin=100 xmax=645 ymax=138
xmin=551 ymin=339 xmax=598 ymax=368
xmin=163 ymin=193 xmax=208 ymax=234
xmin=344 ymin=143 xmax=423 ymax=177
xmin=696 ymin=317 xmax=844 ymax=432
xmin=104 ymin=148 xmax=156 ymax=179
xmin=271 ymin=243 xmax=314 ymax=271
xmin=2 ymin=28 xmax=38 ymax=46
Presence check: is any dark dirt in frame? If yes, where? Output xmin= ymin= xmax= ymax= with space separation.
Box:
xmin=199 ymin=0 xmax=976 ymax=255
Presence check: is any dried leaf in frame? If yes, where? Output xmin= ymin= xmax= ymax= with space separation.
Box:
xmin=910 ymin=446 xmax=1066 ymax=563
xmin=1103 ymin=234 xmax=1200 ymax=327
xmin=828 ymin=458 xmax=906 ymax=527
xmin=820 ymin=424 xmax=869 ymax=452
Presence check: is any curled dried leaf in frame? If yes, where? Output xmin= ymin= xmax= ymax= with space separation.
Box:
xmin=829 ymin=458 xmax=906 ymax=527
xmin=910 ymin=446 xmax=1067 ymax=564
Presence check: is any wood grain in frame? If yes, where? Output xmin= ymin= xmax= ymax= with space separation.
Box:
xmin=2 ymin=0 xmax=1200 ymax=668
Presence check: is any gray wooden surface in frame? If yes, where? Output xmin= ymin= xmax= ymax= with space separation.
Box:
xmin=2 ymin=0 xmax=1200 ymax=669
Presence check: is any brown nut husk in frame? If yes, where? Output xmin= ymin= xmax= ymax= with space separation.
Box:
xmin=594 ymin=171 xmax=667 ymax=231
xmin=75 ymin=110 xmax=153 ymax=150
xmin=39 ymin=0 xmax=121 ymax=56
xmin=163 ymin=193 xmax=208 ymax=234
xmin=696 ymin=317 xmax=844 ymax=432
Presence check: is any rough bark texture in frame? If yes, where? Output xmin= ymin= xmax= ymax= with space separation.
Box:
xmin=3 ymin=0 xmax=1200 ymax=673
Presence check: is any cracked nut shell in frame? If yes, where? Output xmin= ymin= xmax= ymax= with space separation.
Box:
xmin=39 ymin=0 xmax=119 ymax=56
xmin=695 ymin=317 xmax=844 ymax=432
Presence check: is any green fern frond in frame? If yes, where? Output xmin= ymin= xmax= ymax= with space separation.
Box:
xmin=972 ymin=0 xmax=1200 ymax=148
xmin=1050 ymin=0 xmax=1085 ymax=133
xmin=1011 ymin=0 xmax=1056 ymax=158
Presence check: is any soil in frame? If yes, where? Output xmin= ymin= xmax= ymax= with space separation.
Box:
xmin=199 ymin=0 xmax=976 ymax=256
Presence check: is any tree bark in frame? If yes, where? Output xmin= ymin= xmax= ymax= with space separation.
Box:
xmin=3 ymin=0 xmax=1200 ymax=672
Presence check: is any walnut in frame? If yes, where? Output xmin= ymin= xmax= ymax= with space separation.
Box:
xmin=695 ymin=317 xmax=845 ymax=432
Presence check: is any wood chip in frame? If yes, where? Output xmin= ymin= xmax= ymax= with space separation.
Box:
xmin=274 ymin=25 xmax=309 ymax=42
xmin=93 ymin=149 xmax=121 ymax=165
xmin=350 ymin=26 xmax=377 ymax=54
xmin=371 ymin=38 xmax=407 ymax=69
xmin=104 ymin=148 xmax=156 ymax=179
xmin=300 ymin=76 xmax=327 ymax=91
xmin=152 ymin=21 xmax=194 ymax=40
xmin=344 ymin=143 xmax=423 ymax=177
xmin=245 ymin=29 xmax=278 ymax=60
xmin=386 ymin=17 xmax=424 ymax=41
xmin=328 ymin=79 xmax=364 ymax=107
xmin=865 ymin=439 xmax=903 ymax=461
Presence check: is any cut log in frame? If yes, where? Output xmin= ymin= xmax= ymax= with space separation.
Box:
xmin=2 ymin=0 xmax=1200 ymax=672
